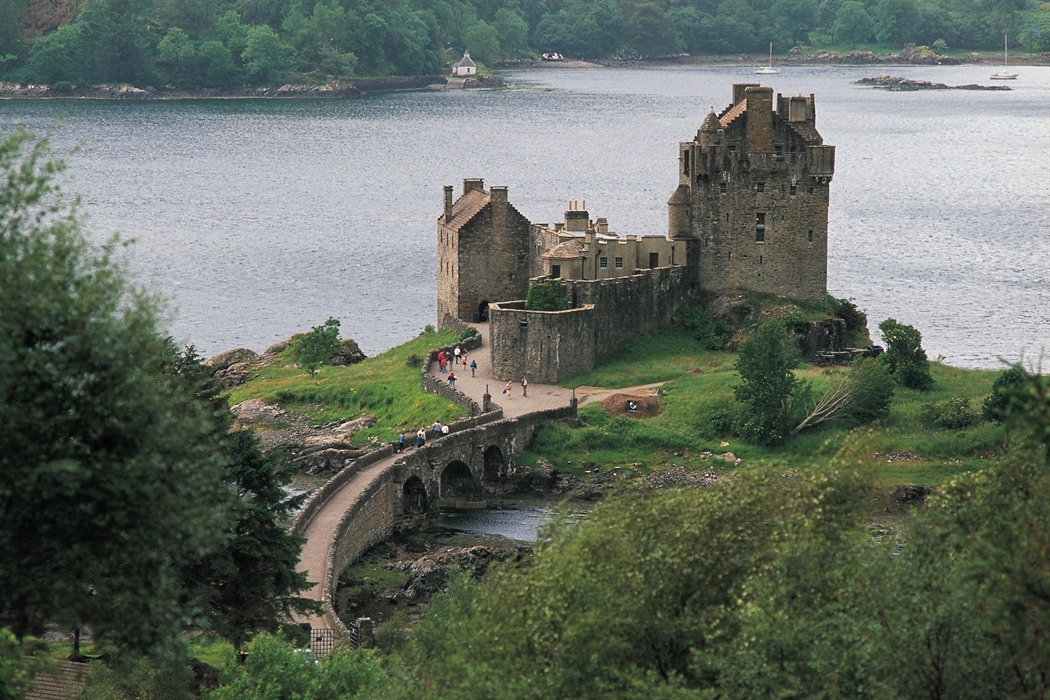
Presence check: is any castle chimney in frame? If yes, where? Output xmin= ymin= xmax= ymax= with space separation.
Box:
xmin=464 ymin=178 xmax=484 ymax=195
xmin=788 ymin=94 xmax=808 ymax=122
xmin=733 ymin=83 xmax=759 ymax=106
xmin=744 ymin=86 xmax=774 ymax=153
xmin=443 ymin=185 xmax=454 ymax=220
xmin=490 ymin=185 xmax=508 ymax=210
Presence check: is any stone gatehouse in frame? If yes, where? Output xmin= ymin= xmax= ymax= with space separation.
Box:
xmin=438 ymin=83 xmax=836 ymax=383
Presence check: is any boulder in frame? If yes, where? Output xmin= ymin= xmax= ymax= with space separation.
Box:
xmin=300 ymin=434 xmax=357 ymax=455
xmin=206 ymin=348 xmax=259 ymax=373
xmin=295 ymin=447 xmax=363 ymax=474
xmin=333 ymin=416 xmax=377 ymax=434
xmin=215 ymin=361 xmax=251 ymax=389
xmin=706 ymin=292 xmax=753 ymax=324
xmin=230 ymin=398 xmax=284 ymax=424
xmin=330 ymin=338 xmax=366 ymax=366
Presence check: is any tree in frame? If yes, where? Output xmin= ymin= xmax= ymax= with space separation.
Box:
xmin=794 ymin=355 xmax=894 ymax=432
xmin=493 ymin=8 xmax=531 ymax=57
xmin=832 ymin=1 xmax=874 ymax=47
xmin=772 ymin=0 xmax=818 ymax=45
xmin=873 ymin=0 xmax=919 ymax=45
xmin=878 ymin=317 xmax=933 ymax=390
xmin=464 ymin=20 xmax=501 ymax=65
xmin=291 ymin=317 xmax=341 ymax=374
xmin=734 ymin=320 xmax=803 ymax=445
xmin=0 ymin=131 xmax=231 ymax=650
xmin=242 ymin=24 xmax=290 ymax=84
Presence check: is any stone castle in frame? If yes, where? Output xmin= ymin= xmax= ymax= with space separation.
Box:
xmin=438 ymin=83 xmax=836 ymax=384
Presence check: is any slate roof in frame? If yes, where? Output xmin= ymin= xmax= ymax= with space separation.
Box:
xmin=543 ymin=239 xmax=585 ymax=259
xmin=455 ymin=52 xmax=476 ymax=68
xmin=442 ymin=189 xmax=489 ymax=232
xmin=26 ymin=660 xmax=92 ymax=700
xmin=787 ymin=120 xmax=822 ymax=144
xmin=700 ymin=111 xmax=721 ymax=132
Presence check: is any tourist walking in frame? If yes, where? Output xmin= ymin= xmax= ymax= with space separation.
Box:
xmin=439 ymin=351 xmax=447 ymax=373
xmin=432 ymin=420 xmax=442 ymax=438
xmin=441 ymin=424 xmax=449 ymax=437
xmin=398 ymin=431 xmax=406 ymax=453
xmin=416 ymin=428 xmax=426 ymax=448
xmin=521 ymin=376 xmax=528 ymax=397
xmin=470 ymin=359 xmax=477 ymax=377
xmin=504 ymin=381 xmax=513 ymax=398
xmin=448 ymin=371 xmax=457 ymax=387
xmin=454 ymin=345 xmax=462 ymax=364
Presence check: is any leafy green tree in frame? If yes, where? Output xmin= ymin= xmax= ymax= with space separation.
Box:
xmin=493 ymin=8 xmax=531 ymax=56
xmin=524 ymin=279 xmax=567 ymax=311
xmin=292 ymin=317 xmax=342 ymax=373
xmin=464 ymin=20 xmax=501 ymax=65
xmin=794 ymin=355 xmax=894 ymax=432
xmin=0 ymin=131 xmax=231 ymax=649
xmin=242 ymin=24 xmax=290 ymax=84
xmin=198 ymin=40 xmax=238 ymax=87
xmin=23 ymin=24 xmax=89 ymax=84
xmin=878 ymin=317 xmax=933 ymax=390
xmin=623 ymin=0 xmax=682 ymax=55
xmin=772 ymin=0 xmax=818 ymax=45
xmin=873 ymin=0 xmax=919 ymax=45
xmin=832 ymin=1 xmax=874 ymax=47
xmin=157 ymin=27 xmax=199 ymax=86
xmin=734 ymin=320 xmax=803 ymax=445
xmin=0 ymin=629 xmax=50 ymax=700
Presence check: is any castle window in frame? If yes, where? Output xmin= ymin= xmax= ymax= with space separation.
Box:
xmin=790 ymin=184 xmax=797 ymax=196
xmin=728 ymin=252 xmax=732 ymax=261
xmin=808 ymin=229 xmax=813 ymax=242
xmin=600 ymin=257 xmax=608 ymax=269
xmin=808 ymin=187 xmax=814 ymax=194
xmin=775 ymin=145 xmax=783 ymax=157
xmin=728 ymin=145 xmax=736 ymax=154
xmin=757 ymin=183 xmax=765 ymax=193
xmin=551 ymin=264 xmax=561 ymax=278
xmin=683 ymin=150 xmax=690 ymax=175
xmin=756 ymin=212 xmax=766 ymax=242
xmin=759 ymin=255 xmax=763 ymax=264
xmin=720 ymin=182 xmax=727 ymax=194
xmin=615 ymin=257 xmax=623 ymax=269
xmin=756 ymin=229 xmax=765 ymax=242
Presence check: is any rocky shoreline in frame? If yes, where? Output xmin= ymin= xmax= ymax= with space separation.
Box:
xmin=855 ymin=74 xmax=1013 ymax=90
xmin=0 ymin=74 xmax=505 ymax=99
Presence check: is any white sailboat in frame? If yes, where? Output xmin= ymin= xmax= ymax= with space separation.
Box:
xmin=991 ymin=34 xmax=1018 ymax=80
xmin=756 ymin=43 xmax=779 ymax=75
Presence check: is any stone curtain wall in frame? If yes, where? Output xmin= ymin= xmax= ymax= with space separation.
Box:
xmin=489 ymin=302 xmax=597 ymax=384
xmin=568 ymin=265 xmax=697 ymax=363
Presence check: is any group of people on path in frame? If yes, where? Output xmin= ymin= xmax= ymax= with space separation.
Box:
xmin=397 ymin=420 xmax=452 ymax=452
xmin=438 ymin=345 xmax=478 ymax=386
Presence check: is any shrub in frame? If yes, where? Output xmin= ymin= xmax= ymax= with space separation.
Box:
xmin=406 ymin=353 xmax=423 ymax=368
xmin=734 ymin=320 xmax=804 ymax=446
xmin=829 ymin=297 xmax=866 ymax=335
xmin=525 ymin=280 xmax=567 ymax=311
xmin=52 ymin=80 xmax=73 ymax=93
xmin=922 ymin=396 xmax=978 ymax=430
xmin=459 ymin=326 xmax=478 ymax=340
xmin=678 ymin=305 xmax=734 ymax=351
xmin=982 ymin=365 xmax=1028 ymax=423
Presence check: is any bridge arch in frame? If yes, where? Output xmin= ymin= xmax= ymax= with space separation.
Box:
xmin=402 ymin=476 xmax=428 ymax=515
xmin=440 ymin=459 xmax=480 ymax=501
xmin=483 ymin=445 xmax=504 ymax=481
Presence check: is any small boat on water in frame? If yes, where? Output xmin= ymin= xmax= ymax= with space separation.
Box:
xmin=756 ymin=43 xmax=779 ymax=75
xmin=991 ymin=34 xmax=1018 ymax=80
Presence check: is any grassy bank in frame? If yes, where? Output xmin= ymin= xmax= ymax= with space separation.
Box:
xmin=521 ymin=326 xmax=1003 ymax=487
xmin=227 ymin=327 xmax=469 ymax=445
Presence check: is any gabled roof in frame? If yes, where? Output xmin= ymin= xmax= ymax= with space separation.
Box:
xmin=700 ymin=111 xmax=721 ymax=132
xmin=719 ymin=100 xmax=747 ymax=128
xmin=442 ymin=189 xmax=489 ymax=232
xmin=26 ymin=660 xmax=92 ymax=700
xmin=544 ymin=239 xmax=585 ymax=259
xmin=455 ymin=52 xmax=476 ymax=68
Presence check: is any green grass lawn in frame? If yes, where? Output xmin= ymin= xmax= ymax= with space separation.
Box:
xmin=227 ymin=328 xmax=470 ymax=445
xmin=535 ymin=326 xmax=1005 ymax=487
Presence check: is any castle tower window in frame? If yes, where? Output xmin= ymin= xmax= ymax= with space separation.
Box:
xmin=775 ymin=145 xmax=783 ymax=157
xmin=756 ymin=212 xmax=766 ymax=242
xmin=720 ymin=182 xmax=727 ymax=195
xmin=600 ymin=257 xmax=608 ymax=269
xmin=757 ymin=183 xmax=765 ymax=193
xmin=808 ymin=229 xmax=813 ymax=242
xmin=808 ymin=187 xmax=814 ymax=194
xmin=615 ymin=257 xmax=623 ymax=269
xmin=759 ymin=255 xmax=763 ymax=264
xmin=683 ymin=150 xmax=690 ymax=175
xmin=551 ymin=264 xmax=561 ymax=278
xmin=728 ymin=145 xmax=736 ymax=154
xmin=790 ymin=184 xmax=797 ymax=196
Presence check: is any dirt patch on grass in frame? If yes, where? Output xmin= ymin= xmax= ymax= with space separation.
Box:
xmin=600 ymin=393 xmax=660 ymax=418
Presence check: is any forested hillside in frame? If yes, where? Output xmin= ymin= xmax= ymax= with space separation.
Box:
xmin=1 ymin=0 xmax=1048 ymax=88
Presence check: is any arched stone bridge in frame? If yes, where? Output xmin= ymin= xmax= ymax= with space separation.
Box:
xmin=289 ymin=346 xmax=576 ymax=643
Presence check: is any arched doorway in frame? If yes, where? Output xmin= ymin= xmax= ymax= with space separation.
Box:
xmin=440 ymin=460 xmax=480 ymax=500
xmin=477 ymin=301 xmax=489 ymax=322
xmin=483 ymin=445 xmax=504 ymax=481
xmin=402 ymin=476 xmax=427 ymax=515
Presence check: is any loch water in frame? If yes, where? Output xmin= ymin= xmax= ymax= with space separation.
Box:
xmin=2 ymin=64 xmax=1047 ymax=368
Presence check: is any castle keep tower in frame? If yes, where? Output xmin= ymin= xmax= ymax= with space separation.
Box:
xmin=438 ymin=179 xmax=532 ymax=326
xmin=669 ymin=84 xmax=835 ymax=304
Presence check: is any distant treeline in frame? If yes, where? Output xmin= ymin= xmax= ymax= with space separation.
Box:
xmin=0 ymin=0 xmax=1047 ymax=86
